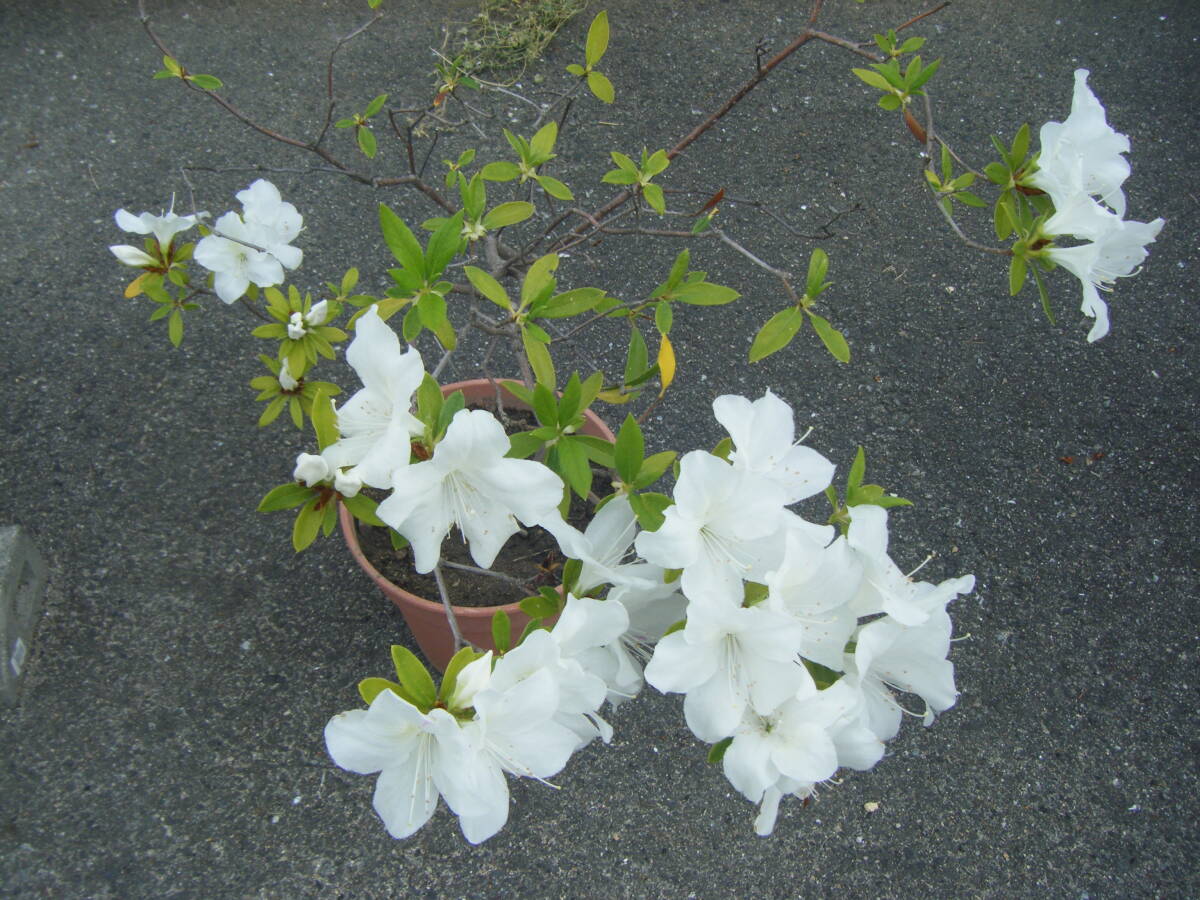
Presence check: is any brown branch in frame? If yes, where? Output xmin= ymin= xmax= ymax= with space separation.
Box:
xmin=896 ymin=2 xmax=951 ymax=33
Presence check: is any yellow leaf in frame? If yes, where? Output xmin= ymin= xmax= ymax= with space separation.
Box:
xmin=657 ymin=334 xmax=676 ymax=396
xmin=596 ymin=389 xmax=633 ymax=405
xmin=124 ymin=272 xmax=151 ymax=298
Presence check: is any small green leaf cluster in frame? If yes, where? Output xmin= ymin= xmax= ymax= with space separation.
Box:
xmin=257 ymin=393 xmax=383 ymax=550
xmin=749 ymin=249 xmax=848 ymax=364
xmin=602 ymin=148 xmax=670 ymax=214
xmin=335 ymin=93 xmax=389 ymax=159
xmin=924 ymin=144 xmax=986 ymax=216
xmin=251 ymin=284 xmax=348 ymax=379
xmin=121 ymin=234 xmax=199 ymax=347
xmin=250 ymin=354 xmax=342 ymax=429
xmin=358 ymin=645 xmax=487 ymax=719
xmin=500 ymin=374 xmax=615 ymax=514
xmin=565 ymin=11 xmax=614 ymax=103
xmin=481 ymin=122 xmax=574 ymax=201
xmin=153 ymin=54 xmax=223 ymax=91
xmin=824 ymin=446 xmax=912 ymax=534
xmin=429 ymin=169 xmax=533 ymax=243
xmin=377 ymin=204 xmax=464 ymax=349
xmin=852 ymin=41 xmax=939 ymax=111
xmin=984 ymin=125 xmax=1057 ymax=320
xmin=609 ymin=415 xmax=675 ymax=530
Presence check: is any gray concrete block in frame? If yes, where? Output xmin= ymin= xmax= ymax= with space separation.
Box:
xmin=0 ymin=525 xmax=47 ymax=706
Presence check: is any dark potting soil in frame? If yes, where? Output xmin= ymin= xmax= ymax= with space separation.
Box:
xmin=353 ymin=405 xmax=606 ymax=608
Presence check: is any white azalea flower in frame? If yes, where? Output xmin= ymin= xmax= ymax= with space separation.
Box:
xmin=324 ymin=689 xmax=501 ymax=842
xmin=1028 ymin=69 xmax=1131 ymax=216
xmin=721 ymin=680 xmax=843 ymax=815
xmin=193 ymin=180 xmax=303 ymax=303
xmin=1045 ymin=211 xmax=1165 ymax=343
xmin=377 ymin=408 xmax=565 ymax=574
xmin=645 ymin=591 xmax=809 ymax=742
xmin=712 ymin=390 xmax=835 ymax=504
xmin=765 ymin=526 xmax=861 ymax=670
xmin=845 ymin=505 xmax=977 ymax=627
xmin=287 ymin=311 xmax=307 ymax=340
xmin=322 ymin=306 xmax=425 ymax=490
xmin=113 ymin=202 xmax=205 ymax=248
xmin=594 ymin=569 xmax=687 ymax=706
xmin=489 ymin=624 xmax=613 ymax=748
xmin=542 ymin=494 xmax=655 ymax=593
xmin=635 ymin=450 xmax=788 ymax=602
xmin=305 ymin=299 xmax=330 ymax=327
xmin=110 ymin=201 xmax=205 ymax=267
xmin=277 ymin=358 xmax=300 ymax=392
xmin=844 ymin=608 xmax=958 ymax=739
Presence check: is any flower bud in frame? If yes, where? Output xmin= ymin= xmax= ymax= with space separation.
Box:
xmin=287 ymin=311 xmax=307 ymax=340
xmin=333 ymin=469 xmax=363 ymax=498
xmin=278 ymin=359 xmax=300 ymax=392
xmin=305 ymin=300 xmax=330 ymax=327
xmin=293 ymin=452 xmax=331 ymax=486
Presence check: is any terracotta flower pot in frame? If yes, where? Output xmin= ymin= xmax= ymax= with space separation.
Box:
xmin=339 ymin=378 xmax=615 ymax=672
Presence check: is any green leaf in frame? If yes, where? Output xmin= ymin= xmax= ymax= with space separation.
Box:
xmin=653 ymin=249 xmax=690 ymax=298
xmin=520 ymin=254 xmax=560 ymax=310
xmin=907 ymin=57 xmax=940 ymax=92
xmin=853 ymin=68 xmax=893 ymax=91
xmin=529 ymin=122 xmax=558 ymax=159
xmin=390 ymin=645 xmax=437 ymax=712
xmin=379 ymin=204 xmax=425 ymax=277
xmin=358 ymin=677 xmax=401 ymax=705
xmin=707 ymin=737 xmax=734 ymax=764
xmin=292 ymin=498 xmax=323 ymax=551
xmin=439 ymin=645 xmax=483 ymax=704
xmin=585 ymin=10 xmax=610 ymax=67
xmin=534 ymin=174 xmax=574 ymax=201
xmin=425 ymin=211 xmax=463 ymax=280
xmin=523 ymin=328 xmax=556 ymax=388
xmin=498 ymin=379 xmax=535 ymax=406
xmin=311 ymin=390 xmax=339 ymax=450
xmin=188 ymin=73 xmax=223 ymax=91
xmin=258 ymin=482 xmax=317 ymax=512
xmin=847 ymin=446 xmax=866 ymax=491
xmin=465 ymin=266 xmax=512 ymax=311
xmin=642 ymin=183 xmax=666 ymax=215
xmin=566 ymin=63 xmax=586 ymax=77
xmin=623 ymin=326 xmax=648 ymax=385
xmin=654 ymin=300 xmax=673 ymax=335
xmin=531 ymin=383 xmax=558 ymax=427
xmin=342 ymin=493 xmax=385 ymax=527
xmin=642 ymin=150 xmax=670 ymax=177
xmin=587 ymin=71 xmax=614 ymax=104
xmin=491 ymin=610 xmax=511 ymax=653
xmin=1010 ymin=122 xmax=1030 ymax=165
xmin=748 ymin=307 xmax=804 ymax=363
xmin=633 ymin=450 xmax=677 ymax=489
xmin=807 ymin=311 xmax=850 ymax=363
xmin=806 ymin=248 xmax=830 ymax=297
xmin=614 ymin=414 xmax=644 ymax=485
xmin=536 ymin=287 xmax=605 ymax=319
xmin=994 ymin=194 xmax=1015 ymax=240
xmin=167 ymin=309 xmax=183 ymax=347
xmin=160 ymin=54 xmax=183 ymax=76
xmin=1009 ymin=254 xmax=1027 ymax=296
xmin=1032 ymin=265 xmax=1055 ymax=324
xmin=520 ymin=592 xmax=559 ymax=620
xmin=364 ymin=92 xmax=389 ymax=118
xmin=628 ymin=491 xmax=672 ymax=531
xmin=601 ymin=167 xmax=639 ymax=185
xmin=416 ymin=372 xmax=444 ymax=434
xmin=878 ymin=94 xmax=902 ymax=111
xmin=357 ymin=125 xmax=377 ymax=158
xmin=480 ymin=161 xmax=521 ymax=182
xmin=556 ymin=436 xmax=593 ymax=499
xmin=483 ymin=201 xmax=534 ymax=230
xmin=673 ymin=282 xmax=739 ymax=306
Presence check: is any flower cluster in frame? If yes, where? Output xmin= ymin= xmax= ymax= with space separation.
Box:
xmin=320 ymin=316 xmax=973 ymax=840
xmin=325 ymin=594 xmax=625 ymax=844
xmin=1024 ymin=70 xmax=1164 ymax=342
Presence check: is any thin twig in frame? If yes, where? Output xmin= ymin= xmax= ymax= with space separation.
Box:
xmin=440 ymin=560 xmax=533 ymax=594
xmin=432 ymin=565 xmax=466 ymax=652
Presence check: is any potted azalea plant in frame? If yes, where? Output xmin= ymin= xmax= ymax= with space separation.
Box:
xmin=110 ymin=2 xmax=1161 ymax=843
